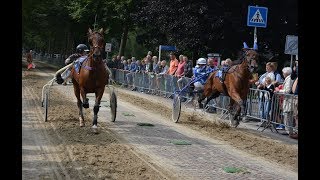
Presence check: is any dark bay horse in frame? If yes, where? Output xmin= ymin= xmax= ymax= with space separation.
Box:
xmin=199 ymin=49 xmax=259 ymax=127
xmin=71 ymin=28 xmax=109 ymax=132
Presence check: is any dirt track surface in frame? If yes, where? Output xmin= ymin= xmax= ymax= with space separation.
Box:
xmin=22 ymin=59 xmax=297 ymax=179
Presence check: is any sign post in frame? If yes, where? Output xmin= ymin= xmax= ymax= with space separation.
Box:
xmin=158 ymin=45 xmax=177 ymax=62
xmin=284 ymin=35 xmax=298 ymax=68
xmin=247 ymin=5 xmax=268 ymax=47
xmin=105 ymin=43 xmax=112 ymax=61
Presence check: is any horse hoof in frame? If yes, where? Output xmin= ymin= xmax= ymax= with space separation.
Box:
xmin=231 ymin=121 xmax=239 ymax=128
xmin=92 ymin=125 xmax=98 ymax=134
xmin=79 ymin=117 xmax=85 ymax=127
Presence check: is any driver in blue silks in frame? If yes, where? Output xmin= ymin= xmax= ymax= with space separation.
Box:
xmin=55 ymin=44 xmax=89 ymax=85
xmin=193 ymin=58 xmax=214 ymax=91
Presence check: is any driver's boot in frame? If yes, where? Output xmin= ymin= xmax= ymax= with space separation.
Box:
xmin=55 ymin=73 xmax=64 ymax=84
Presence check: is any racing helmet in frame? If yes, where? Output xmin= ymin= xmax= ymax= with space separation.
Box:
xmin=76 ymin=44 xmax=89 ymax=53
xmin=197 ymin=58 xmax=207 ymax=65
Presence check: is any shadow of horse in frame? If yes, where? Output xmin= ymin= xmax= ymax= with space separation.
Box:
xmin=70 ymin=28 xmax=109 ymax=132
xmin=199 ymin=49 xmax=259 ymax=127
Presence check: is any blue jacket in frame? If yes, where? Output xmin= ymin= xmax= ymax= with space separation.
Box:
xmin=129 ymin=62 xmax=138 ymax=72
xmin=193 ymin=66 xmax=213 ymax=85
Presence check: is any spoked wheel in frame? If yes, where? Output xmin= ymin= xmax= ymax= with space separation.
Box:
xmin=172 ymin=94 xmax=181 ymax=123
xmin=110 ymin=89 xmax=117 ymax=122
xmin=44 ymin=92 xmax=49 ymax=122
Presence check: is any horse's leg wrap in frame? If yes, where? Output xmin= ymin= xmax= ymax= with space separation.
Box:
xmin=93 ymin=104 xmax=100 ymax=126
xmin=83 ymin=97 xmax=89 ymax=108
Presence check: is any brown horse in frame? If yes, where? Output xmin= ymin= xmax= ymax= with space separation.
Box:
xmin=70 ymin=28 xmax=109 ymax=131
xmin=199 ymin=49 xmax=259 ymax=127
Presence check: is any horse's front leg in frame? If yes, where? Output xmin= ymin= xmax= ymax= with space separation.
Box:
xmin=73 ymin=82 xmax=85 ymax=127
xmin=92 ymin=88 xmax=105 ymax=133
xmin=80 ymin=89 xmax=89 ymax=108
xmin=229 ymin=94 xmax=243 ymax=127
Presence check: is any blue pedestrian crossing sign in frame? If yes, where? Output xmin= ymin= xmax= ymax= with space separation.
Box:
xmin=247 ymin=6 xmax=268 ymax=28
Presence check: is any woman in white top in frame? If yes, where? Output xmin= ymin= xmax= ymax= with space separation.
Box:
xmin=276 ymin=67 xmax=294 ymax=135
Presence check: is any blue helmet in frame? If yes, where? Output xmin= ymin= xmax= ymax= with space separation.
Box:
xmin=76 ymin=44 xmax=89 ymax=53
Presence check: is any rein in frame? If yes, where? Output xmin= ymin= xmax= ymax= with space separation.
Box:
xmin=81 ymin=53 xmax=95 ymax=71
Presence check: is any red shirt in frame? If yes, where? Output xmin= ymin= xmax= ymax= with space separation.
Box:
xmin=175 ymin=61 xmax=186 ymax=77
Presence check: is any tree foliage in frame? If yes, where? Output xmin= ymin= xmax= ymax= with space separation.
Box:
xmin=23 ymin=0 xmax=297 ymax=67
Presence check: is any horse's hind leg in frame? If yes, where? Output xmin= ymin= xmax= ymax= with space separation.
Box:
xmin=199 ymin=91 xmax=220 ymax=109
xmin=73 ymin=82 xmax=85 ymax=127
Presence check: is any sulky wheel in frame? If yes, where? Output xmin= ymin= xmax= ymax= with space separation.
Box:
xmin=172 ymin=94 xmax=181 ymax=123
xmin=110 ymin=89 xmax=117 ymax=122
xmin=44 ymin=92 xmax=49 ymax=122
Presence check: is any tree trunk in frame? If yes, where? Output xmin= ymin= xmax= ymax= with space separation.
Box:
xmin=119 ymin=25 xmax=128 ymax=56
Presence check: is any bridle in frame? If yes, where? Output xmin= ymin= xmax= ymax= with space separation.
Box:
xmin=89 ymin=32 xmax=105 ymax=61
xmin=223 ymin=49 xmax=258 ymax=80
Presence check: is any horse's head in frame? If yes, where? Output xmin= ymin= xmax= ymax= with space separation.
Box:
xmin=88 ymin=28 xmax=105 ymax=61
xmin=243 ymin=49 xmax=259 ymax=72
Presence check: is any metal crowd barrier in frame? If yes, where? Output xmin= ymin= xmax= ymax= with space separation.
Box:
xmin=33 ymin=54 xmax=65 ymax=67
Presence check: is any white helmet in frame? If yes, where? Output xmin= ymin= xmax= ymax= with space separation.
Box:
xmin=197 ymin=58 xmax=207 ymax=65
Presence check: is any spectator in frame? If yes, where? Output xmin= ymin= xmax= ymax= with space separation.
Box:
xmin=26 ymin=50 xmax=33 ymax=70
xmin=152 ymin=56 xmax=158 ymax=72
xmin=165 ymin=52 xmax=179 ymax=97
xmin=290 ymin=59 xmax=298 ymax=139
xmin=156 ymin=60 xmax=169 ymax=94
xmin=175 ymin=54 xmax=186 ymax=89
xmin=208 ymin=57 xmax=218 ymax=72
xmin=127 ymin=59 xmax=132 ymax=69
xmin=114 ymin=55 xmax=123 ymax=69
xmin=259 ymin=76 xmax=275 ymax=120
xmin=126 ymin=57 xmax=137 ymax=89
xmin=218 ymin=58 xmax=232 ymax=83
xmin=176 ymin=55 xmax=192 ymax=90
xmin=291 ymin=59 xmax=298 ymax=94
xmin=275 ymin=67 xmax=294 ymax=135
xmin=122 ymin=60 xmax=129 ymax=71
xmin=290 ymin=76 xmax=298 ymax=139
xmin=270 ymin=61 xmax=284 ymax=87
xmin=206 ymin=56 xmax=219 ymax=112
xmin=166 ymin=52 xmax=179 ymax=75
xmin=107 ymin=55 xmax=116 ymax=69
xmin=144 ymin=55 xmax=153 ymax=72
xmin=153 ymin=61 xmax=162 ymax=74
xmin=255 ymin=62 xmax=275 ymax=88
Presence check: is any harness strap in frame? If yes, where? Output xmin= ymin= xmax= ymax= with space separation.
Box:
xmin=83 ymin=65 xmax=94 ymax=71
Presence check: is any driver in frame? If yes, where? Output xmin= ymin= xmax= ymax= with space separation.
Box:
xmin=193 ymin=58 xmax=213 ymax=91
xmin=55 ymin=44 xmax=89 ymax=84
